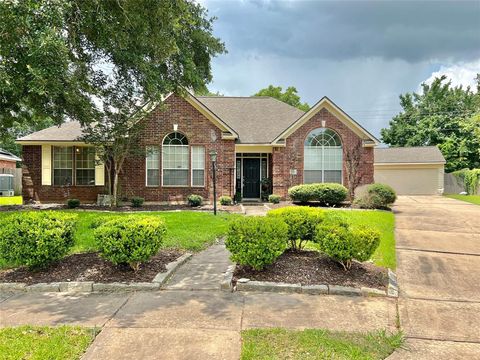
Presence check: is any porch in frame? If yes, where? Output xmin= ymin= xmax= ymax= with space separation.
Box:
xmin=234 ymin=152 xmax=271 ymax=201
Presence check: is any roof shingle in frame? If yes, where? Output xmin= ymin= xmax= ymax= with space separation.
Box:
xmin=374 ymin=146 xmax=446 ymax=164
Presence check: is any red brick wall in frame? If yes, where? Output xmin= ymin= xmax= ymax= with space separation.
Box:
xmin=22 ymin=145 xmax=104 ymax=203
xmin=272 ymin=108 xmax=374 ymax=198
xmin=118 ymin=94 xmax=235 ymax=202
xmin=0 ymin=160 xmax=16 ymax=169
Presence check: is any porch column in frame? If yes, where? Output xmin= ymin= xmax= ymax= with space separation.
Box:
xmin=271 ymin=147 xmax=288 ymax=198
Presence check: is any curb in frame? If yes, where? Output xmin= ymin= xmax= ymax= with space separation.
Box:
xmin=0 ymin=253 xmax=192 ymax=294
xmin=221 ymin=265 xmax=399 ymax=298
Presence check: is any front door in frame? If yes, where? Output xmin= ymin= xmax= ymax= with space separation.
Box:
xmin=243 ymin=158 xmax=261 ymax=198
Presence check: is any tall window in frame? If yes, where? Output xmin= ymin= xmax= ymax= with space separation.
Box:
xmin=191 ymin=146 xmax=205 ymax=187
xmin=146 ymin=146 xmax=160 ymax=186
xmin=75 ymin=147 xmax=95 ymax=185
xmin=162 ymin=132 xmax=189 ymax=186
xmin=304 ymin=128 xmax=342 ymax=184
xmin=53 ymin=146 xmax=73 ymax=186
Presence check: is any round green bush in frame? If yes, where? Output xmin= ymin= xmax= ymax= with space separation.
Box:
xmin=95 ymin=215 xmax=166 ymax=271
xmin=288 ymin=183 xmax=347 ymax=206
xmin=187 ymin=194 xmax=203 ymax=207
xmin=67 ymin=198 xmax=80 ymax=209
xmin=225 ymin=216 xmax=288 ymax=270
xmin=315 ymin=222 xmax=380 ymax=270
xmin=131 ymin=196 xmax=145 ymax=208
xmin=355 ymin=183 xmax=397 ymax=209
xmin=267 ymin=206 xmax=324 ymax=250
xmin=0 ymin=212 xmax=77 ymax=269
xmin=219 ymin=196 xmax=233 ymax=206
xmin=268 ymin=194 xmax=281 ymax=204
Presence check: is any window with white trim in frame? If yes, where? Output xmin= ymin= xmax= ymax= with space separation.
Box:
xmin=191 ymin=146 xmax=205 ymax=187
xmin=162 ymin=132 xmax=189 ymax=186
xmin=53 ymin=146 xmax=73 ymax=186
xmin=304 ymin=128 xmax=343 ymax=184
xmin=146 ymin=146 xmax=160 ymax=186
xmin=75 ymin=147 xmax=95 ymax=185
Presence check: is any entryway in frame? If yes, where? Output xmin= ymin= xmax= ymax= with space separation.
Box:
xmin=235 ymin=153 xmax=270 ymax=201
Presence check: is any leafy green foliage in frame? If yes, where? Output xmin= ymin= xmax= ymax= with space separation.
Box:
xmin=452 ymin=168 xmax=480 ymax=194
xmin=381 ymin=75 xmax=480 ymax=172
xmin=187 ymin=194 xmax=203 ymax=207
xmin=0 ymin=212 xmax=77 ymax=269
xmin=355 ymin=183 xmax=397 ymax=209
xmin=268 ymin=194 xmax=281 ymax=204
xmin=95 ymin=215 xmax=166 ymax=271
xmin=219 ymin=196 xmax=233 ymax=205
xmin=253 ymin=85 xmax=310 ymax=111
xmin=67 ymin=199 xmax=81 ymax=209
xmin=267 ymin=206 xmax=324 ymax=250
xmin=315 ymin=218 xmax=380 ymax=270
xmin=288 ymin=183 xmax=348 ymax=205
xmin=225 ymin=216 xmax=288 ymax=270
xmin=131 ymin=197 xmax=145 ymax=208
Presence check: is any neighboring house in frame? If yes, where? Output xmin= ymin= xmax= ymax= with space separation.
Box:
xmin=17 ymin=92 xmax=380 ymax=203
xmin=374 ymin=146 xmax=446 ymax=195
xmin=0 ymin=148 xmax=22 ymax=197
xmin=0 ymin=148 xmax=21 ymax=172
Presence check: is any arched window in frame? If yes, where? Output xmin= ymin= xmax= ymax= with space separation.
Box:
xmin=304 ymin=128 xmax=343 ymax=184
xmin=162 ymin=132 xmax=189 ymax=186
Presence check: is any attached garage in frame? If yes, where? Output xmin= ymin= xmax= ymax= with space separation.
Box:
xmin=374 ymin=146 xmax=446 ymax=195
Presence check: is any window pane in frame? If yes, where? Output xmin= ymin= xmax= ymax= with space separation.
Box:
xmin=304 ymin=170 xmax=322 ymax=184
xmin=76 ymin=169 xmax=95 ymax=185
xmin=75 ymin=147 xmax=95 ymax=186
xmin=146 ymin=146 xmax=160 ymax=186
xmin=192 ymin=170 xmax=204 ymax=186
xmin=324 ymin=170 xmax=342 ymax=183
xmin=163 ymin=169 xmax=188 ymax=186
xmin=191 ymin=146 xmax=205 ymax=186
xmin=53 ymin=147 xmax=73 ymax=186
xmin=54 ymin=169 xmax=73 ymax=186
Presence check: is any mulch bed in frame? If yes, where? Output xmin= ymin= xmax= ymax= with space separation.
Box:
xmin=233 ymin=250 xmax=388 ymax=290
xmin=0 ymin=249 xmax=184 ymax=285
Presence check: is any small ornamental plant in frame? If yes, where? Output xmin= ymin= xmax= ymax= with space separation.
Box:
xmin=355 ymin=183 xmax=397 ymax=209
xmin=67 ymin=198 xmax=81 ymax=208
xmin=268 ymin=194 xmax=281 ymax=204
xmin=288 ymin=183 xmax=347 ymax=206
xmin=187 ymin=194 xmax=203 ymax=207
xmin=95 ymin=215 xmax=166 ymax=271
xmin=131 ymin=196 xmax=145 ymax=208
xmin=219 ymin=196 xmax=233 ymax=206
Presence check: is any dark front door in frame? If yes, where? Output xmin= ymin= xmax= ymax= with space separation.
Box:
xmin=243 ymin=158 xmax=261 ymax=198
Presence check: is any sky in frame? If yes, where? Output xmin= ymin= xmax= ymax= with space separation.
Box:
xmin=199 ymin=0 xmax=480 ymax=138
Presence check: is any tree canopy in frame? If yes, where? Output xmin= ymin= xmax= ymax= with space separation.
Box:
xmin=381 ymin=75 xmax=480 ymax=172
xmin=0 ymin=0 xmax=225 ymax=134
xmin=253 ymin=85 xmax=310 ymax=112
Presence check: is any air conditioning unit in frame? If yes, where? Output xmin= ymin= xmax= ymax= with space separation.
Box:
xmin=0 ymin=190 xmax=14 ymax=197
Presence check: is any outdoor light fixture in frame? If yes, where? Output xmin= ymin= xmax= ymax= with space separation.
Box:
xmin=209 ymin=150 xmax=218 ymax=215
xmin=173 ymin=124 xmax=178 ymax=132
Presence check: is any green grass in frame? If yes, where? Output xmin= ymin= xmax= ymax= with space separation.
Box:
xmin=241 ymin=328 xmax=403 ymax=360
xmin=445 ymin=194 xmax=480 ymax=205
xmin=0 ymin=325 xmax=98 ymax=360
xmin=0 ymin=196 xmax=22 ymax=206
xmin=306 ymin=209 xmax=396 ymax=269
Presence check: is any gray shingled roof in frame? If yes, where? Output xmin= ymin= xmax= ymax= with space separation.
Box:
xmin=0 ymin=148 xmax=22 ymax=162
xmin=197 ymin=96 xmax=304 ymax=143
xmin=17 ymin=121 xmax=83 ymax=142
xmin=374 ymin=146 xmax=446 ymax=164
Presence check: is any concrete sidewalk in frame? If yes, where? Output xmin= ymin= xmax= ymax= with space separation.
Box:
xmin=391 ymin=196 xmax=480 ymax=359
xmin=0 ymin=242 xmax=397 ymax=360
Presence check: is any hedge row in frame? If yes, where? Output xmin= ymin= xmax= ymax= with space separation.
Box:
xmin=288 ymin=183 xmax=347 ymax=205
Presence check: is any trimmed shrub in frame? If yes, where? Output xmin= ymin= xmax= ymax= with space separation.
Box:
xmin=355 ymin=183 xmax=397 ymax=209
xmin=268 ymin=194 xmax=281 ymax=204
xmin=187 ymin=194 xmax=203 ymax=207
xmin=0 ymin=212 xmax=77 ymax=269
xmin=131 ymin=197 xmax=145 ymax=208
xmin=267 ymin=206 xmax=324 ymax=250
xmin=288 ymin=183 xmax=348 ymax=206
xmin=315 ymin=221 xmax=380 ymax=270
xmin=219 ymin=196 xmax=233 ymax=206
xmin=95 ymin=215 xmax=166 ymax=271
xmin=67 ymin=198 xmax=80 ymax=209
xmin=225 ymin=216 xmax=288 ymax=270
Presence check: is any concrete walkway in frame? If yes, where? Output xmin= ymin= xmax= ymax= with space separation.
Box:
xmin=0 ymin=240 xmax=396 ymax=359
xmin=388 ymin=196 xmax=480 ymax=359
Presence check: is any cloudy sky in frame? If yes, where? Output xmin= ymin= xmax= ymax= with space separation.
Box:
xmin=200 ymin=0 xmax=480 ymax=138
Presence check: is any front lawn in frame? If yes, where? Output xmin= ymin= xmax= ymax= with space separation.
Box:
xmin=0 ymin=326 xmax=97 ymax=360
xmin=445 ymin=194 xmax=480 ymax=205
xmin=0 ymin=196 xmax=22 ymax=206
xmin=241 ymin=328 xmax=403 ymax=360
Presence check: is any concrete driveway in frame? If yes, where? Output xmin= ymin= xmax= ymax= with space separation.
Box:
xmin=389 ymin=196 xmax=480 ymax=359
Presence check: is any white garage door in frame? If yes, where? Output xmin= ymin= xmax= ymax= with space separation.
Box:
xmin=374 ymin=166 xmax=443 ymax=195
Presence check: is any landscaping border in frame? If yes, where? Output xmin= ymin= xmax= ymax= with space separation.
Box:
xmin=221 ymin=265 xmax=399 ymax=298
xmin=0 ymin=253 xmax=192 ymax=293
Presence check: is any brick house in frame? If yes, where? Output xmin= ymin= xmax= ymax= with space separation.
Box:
xmin=17 ymin=92 xmax=379 ymax=203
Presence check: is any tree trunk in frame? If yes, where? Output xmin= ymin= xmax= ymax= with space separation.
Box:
xmin=112 ymin=171 xmax=119 ymax=207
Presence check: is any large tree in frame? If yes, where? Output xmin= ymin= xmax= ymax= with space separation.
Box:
xmin=381 ymin=75 xmax=480 ymax=172
xmin=253 ymin=85 xmax=310 ymax=111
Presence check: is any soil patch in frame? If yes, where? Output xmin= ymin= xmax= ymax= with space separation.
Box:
xmin=233 ymin=250 xmax=387 ymax=290
xmin=0 ymin=249 xmax=184 ymax=285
